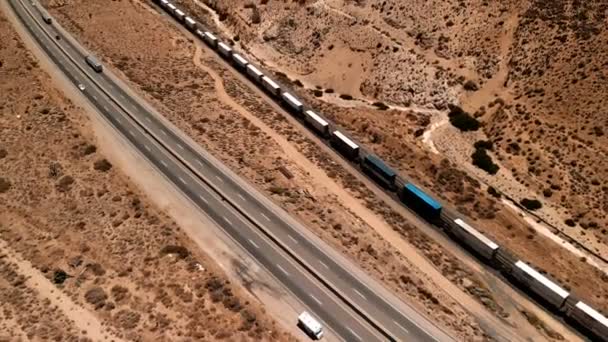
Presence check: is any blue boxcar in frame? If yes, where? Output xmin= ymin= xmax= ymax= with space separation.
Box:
xmin=362 ymin=154 xmax=396 ymax=189
xmin=400 ymin=183 xmax=442 ymax=219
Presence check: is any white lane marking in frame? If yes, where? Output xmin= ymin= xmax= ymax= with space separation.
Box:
xmin=177 ymin=143 xmax=184 ymax=150
xmin=92 ymin=95 xmax=98 ymax=100
xmin=276 ymin=264 xmax=289 ymax=276
xmin=393 ymin=320 xmax=409 ymax=334
xmin=102 ymin=105 xmax=109 ymax=111
xmin=198 ymin=194 xmax=208 ymax=204
xmin=161 ymin=129 xmax=167 ymax=136
xmin=319 ymin=261 xmax=329 ymax=269
xmin=178 ymin=177 xmax=187 ymax=185
xmin=249 ymin=239 xmax=260 ymax=249
xmin=261 ymin=213 xmax=270 ymax=221
xmin=347 ymin=328 xmax=362 ymax=341
xmin=145 ymin=116 xmax=151 ymax=123
xmin=287 ymin=235 xmax=298 ymax=244
xmin=238 ymin=194 xmax=246 ymax=201
xmin=160 ymin=160 xmax=168 ymax=167
xmin=144 ymin=144 xmax=151 ymax=152
xmin=223 ymin=216 xmax=232 ymax=225
xmin=116 ymin=117 xmax=122 ymax=123
xmin=353 ymin=289 xmax=367 ymax=300
xmin=196 ymin=159 xmax=204 ymax=166
xmin=215 ymin=175 xmax=224 ymax=183
xmin=310 ymin=294 xmax=323 ymax=306
xmin=128 ymin=130 xmax=135 ymax=137
xmin=119 ymin=94 xmax=125 ymax=100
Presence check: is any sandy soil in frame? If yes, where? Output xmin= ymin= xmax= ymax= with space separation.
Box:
xmin=0 ymin=5 xmax=294 ymax=341
xmin=31 ymin=0 xmax=596 ymax=340
xmin=190 ymin=0 xmax=608 ymax=323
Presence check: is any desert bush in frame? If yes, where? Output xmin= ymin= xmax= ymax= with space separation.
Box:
xmin=339 ymin=94 xmax=353 ymax=100
xmin=372 ymin=101 xmax=389 ymax=110
xmin=111 ymin=285 xmax=130 ymax=302
xmin=520 ymin=198 xmax=542 ymax=211
xmin=313 ymin=89 xmax=323 ymax=97
xmin=471 ymin=148 xmax=499 ymax=175
xmin=93 ymin=159 xmax=112 ymax=172
xmin=85 ymin=286 xmax=108 ymax=309
xmin=160 ymin=245 xmax=190 ymax=259
xmin=88 ymin=263 xmax=106 ymax=276
xmin=251 ymin=7 xmax=261 ymax=24
xmin=0 ymin=148 xmax=7 ymax=159
xmin=53 ymin=269 xmax=68 ymax=284
xmin=487 ymin=186 xmax=501 ymax=198
xmin=56 ymin=175 xmax=74 ymax=192
xmin=463 ymin=80 xmax=479 ymax=91
xmin=268 ymin=186 xmax=286 ymax=195
xmin=0 ymin=177 xmax=11 ymax=193
xmin=114 ymin=309 xmax=140 ymax=329
xmin=83 ymin=144 xmax=96 ymax=155
xmin=474 ymin=140 xmax=494 ymax=150
xmin=48 ymin=162 xmax=62 ymax=178
xmin=448 ymin=104 xmax=480 ymax=131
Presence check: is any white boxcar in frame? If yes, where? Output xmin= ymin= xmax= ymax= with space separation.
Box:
xmin=217 ymin=42 xmax=232 ymax=57
xmin=246 ymin=64 xmax=264 ymax=83
xmin=281 ymin=92 xmax=303 ymax=114
xmin=174 ymin=9 xmax=186 ymax=21
xmin=195 ymin=29 xmax=205 ymax=40
xmin=452 ymin=219 xmax=499 ymax=261
xmin=331 ymin=130 xmax=359 ymax=160
xmin=512 ymin=261 xmax=569 ymax=309
xmin=298 ymin=311 xmax=323 ymax=340
xmin=160 ymin=0 xmax=169 ymax=8
xmin=203 ymin=31 xmax=218 ymax=47
xmin=185 ymin=17 xmax=197 ymax=30
xmin=305 ymin=110 xmax=329 ymax=136
xmin=262 ymin=76 xmax=280 ymax=96
xmin=167 ymin=3 xmax=176 ymax=12
xmin=232 ymin=53 xmax=249 ymax=69
xmin=568 ymin=301 xmax=608 ymax=339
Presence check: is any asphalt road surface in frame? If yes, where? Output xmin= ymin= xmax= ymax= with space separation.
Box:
xmin=10 ymin=1 xmax=454 ymax=341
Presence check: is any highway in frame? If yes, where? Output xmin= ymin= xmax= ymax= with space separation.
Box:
xmin=9 ymin=1 xmax=453 ymax=341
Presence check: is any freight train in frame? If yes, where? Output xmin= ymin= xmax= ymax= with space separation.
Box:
xmin=152 ymin=1 xmax=608 ymax=340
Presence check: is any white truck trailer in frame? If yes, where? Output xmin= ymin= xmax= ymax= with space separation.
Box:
xmin=298 ymin=311 xmax=323 ymax=340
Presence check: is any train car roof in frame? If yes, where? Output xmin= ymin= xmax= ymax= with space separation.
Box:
xmin=404 ymin=183 xmax=442 ymax=210
xmin=332 ymin=130 xmax=359 ymax=150
xmin=454 ymin=219 xmax=499 ymax=250
xmin=305 ymin=110 xmax=329 ymax=127
xmin=515 ymin=261 xmax=569 ymax=299
xmin=365 ymin=154 xmax=396 ymax=178
xmin=575 ymin=301 xmax=608 ymax=328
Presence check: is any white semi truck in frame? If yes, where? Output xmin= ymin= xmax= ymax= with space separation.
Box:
xmin=298 ymin=311 xmax=324 ymax=340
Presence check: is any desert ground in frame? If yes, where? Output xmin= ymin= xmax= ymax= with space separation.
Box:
xmin=29 ymin=0 xmax=604 ymax=340
xmin=0 ymin=5 xmax=294 ymax=341
xmin=189 ymin=0 xmax=608 ymax=318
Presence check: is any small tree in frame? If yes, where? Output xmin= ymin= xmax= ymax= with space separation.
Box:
xmin=520 ymin=198 xmax=542 ymax=211
xmin=471 ymin=148 xmax=499 ymax=174
xmin=448 ymin=104 xmax=480 ymax=131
